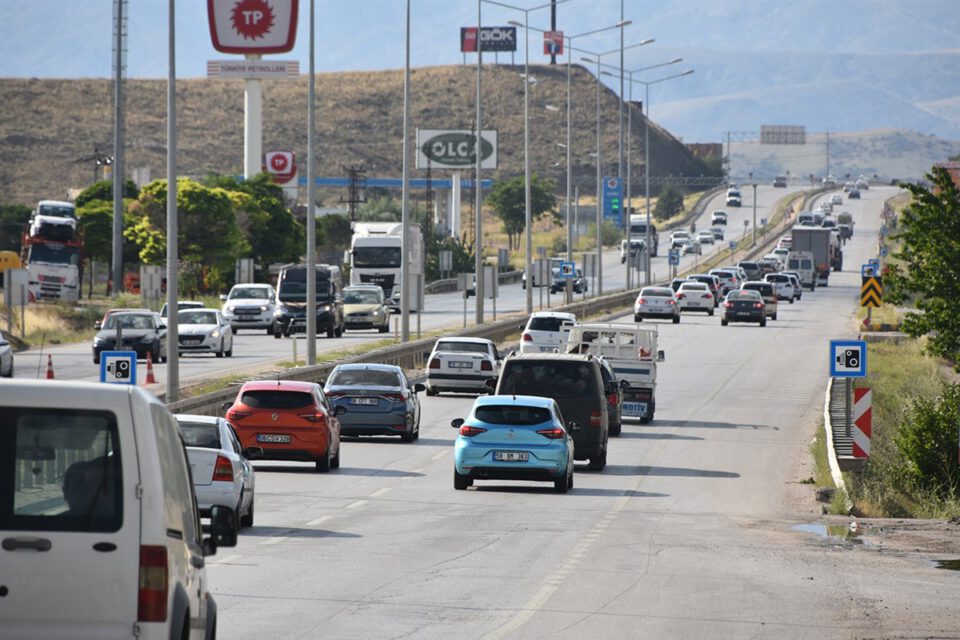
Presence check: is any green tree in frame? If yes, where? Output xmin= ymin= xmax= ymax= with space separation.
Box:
xmin=485 ymin=174 xmax=556 ymax=250
xmin=75 ymin=179 xmax=139 ymax=207
xmin=357 ymin=195 xmax=401 ymax=221
xmin=895 ymin=382 xmax=960 ymax=497
xmin=0 ymin=204 xmax=31 ymax=252
xmin=885 ymin=166 xmax=960 ymax=361
xmin=653 ymin=187 xmax=684 ymax=221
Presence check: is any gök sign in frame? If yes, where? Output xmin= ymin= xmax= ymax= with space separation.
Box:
xmin=416 ymin=130 xmax=498 ymax=170
xmin=208 ymin=0 xmax=298 ymax=54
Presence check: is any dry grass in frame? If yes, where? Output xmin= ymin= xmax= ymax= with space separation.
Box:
xmin=0 ymin=65 xmax=711 ymax=207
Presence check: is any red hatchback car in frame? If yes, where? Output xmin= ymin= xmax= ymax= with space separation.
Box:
xmin=225 ymin=380 xmax=344 ymax=472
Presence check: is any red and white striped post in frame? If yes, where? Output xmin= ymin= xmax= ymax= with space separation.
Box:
xmin=853 ymin=388 xmax=872 ymax=458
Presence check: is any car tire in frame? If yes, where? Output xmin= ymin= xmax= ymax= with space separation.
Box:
xmin=610 ymin=422 xmax=621 ymax=437
xmin=226 ymin=341 xmax=233 ymax=357
xmin=634 ymin=314 xmax=642 ymax=322
xmin=379 ymin=323 xmax=388 ymax=333
xmin=587 ymin=447 xmax=606 ymax=471
xmin=772 ymin=313 xmax=778 ymax=321
xmin=760 ymin=318 xmax=767 ymax=327
xmin=454 ymin=469 xmax=472 ymax=490
xmin=672 ymin=315 xmax=680 ymax=324
xmin=240 ymin=496 xmax=254 ymax=528
xmin=425 ymin=386 xmax=438 ymax=397
xmin=330 ymin=445 xmax=340 ymax=469
xmin=93 ymin=352 xmax=101 ymax=364
xmin=216 ymin=340 xmax=224 ymax=358
xmin=708 ymin=308 xmax=714 ymax=316
xmin=400 ymin=430 xmax=415 ymax=443
xmin=267 ymin=327 xmax=274 ymax=336
xmin=554 ymin=469 xmax=570 ymax=493
xmin=721 ymin=318 xmax=728 ymax=326
xmin=315 ymin=451 xmax=331 ymax=473
xmin=326 ymin=321 xmax=335 ymax=339
xmin=789 ymin=298 xmax=794 ymax=304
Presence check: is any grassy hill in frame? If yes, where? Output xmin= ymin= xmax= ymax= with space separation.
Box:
xmin=0 ymin=64 xmax=714 ymax=207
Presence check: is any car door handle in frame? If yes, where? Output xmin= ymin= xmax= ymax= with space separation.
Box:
xmin=2 ymin=537 xmax=52 ymax=552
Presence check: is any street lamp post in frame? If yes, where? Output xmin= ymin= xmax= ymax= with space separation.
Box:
xmin=617 ymin=69 xmax=694 ymax=285
xmin=752 ymin=183 xmax=758 ymax=247
xmin=601 ymin=57 xmax=681 ymax=289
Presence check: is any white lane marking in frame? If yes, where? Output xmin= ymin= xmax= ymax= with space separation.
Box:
xmin=346 ymin=499 xmax=369 ymax=510
xmin=209 ymin=553 xmax=243 ymax=565
xmin=431 ymin=450 xmax=450 ymax=460
xmin=369 ymin=487 xmax=392 ymax=498
xmin=307 ymin=515 xmax=332 ymax=526
xmin=260 ymin=536 xmax=286 ymax=546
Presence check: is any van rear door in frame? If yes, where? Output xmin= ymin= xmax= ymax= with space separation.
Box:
xmin=0 ymin=397 xmax=140 ymax=638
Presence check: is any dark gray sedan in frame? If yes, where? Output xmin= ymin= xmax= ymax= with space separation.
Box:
xmin=91 ymin=311 xmax=167 ymax=364
xmin=720 ymin=290 xmax=766 ymax=327
xmin=324 ymin=364 xmax=424 ymax=442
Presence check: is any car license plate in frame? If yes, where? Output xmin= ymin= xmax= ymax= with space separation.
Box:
xmin=623 ymin=402 xmax=647 ymax=417
xmin=493 ymin=451 xmax=528 ymax=462
xmin=256 ymin=433 xmax=291 ymax=443
xmin=539 ymin=346 xmax=554 ymax=352
xmin=449 ymin=361 xmax=473 ymax=369
xmin=737 ymin=311 xmax=751 ymax=316
xmin=349 ymin=397 xmax=378 ymax=405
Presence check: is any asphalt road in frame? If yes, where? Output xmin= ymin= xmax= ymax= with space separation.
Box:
xmin=11 ymin=185 xmax=804 ymax=388
xmin=203 ymin=186 xmax=960 ymax=638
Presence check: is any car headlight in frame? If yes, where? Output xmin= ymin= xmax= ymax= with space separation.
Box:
xmin=321 ymin=305 xmax=331 ymax=312
xmin=372 ymin=309 xmax=381 ymax=316
xmin=93 ymin=336 xmax=106 ymax=345
xmin=260 ymin=305 xmax=269 ymax=312
xmin=224 ymin=304 xmax=234 ymax=312
xmin=211 ymin=330 xmax=221 ymax=338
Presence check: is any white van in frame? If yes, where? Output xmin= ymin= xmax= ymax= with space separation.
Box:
xmin=787 ymin=250 xmax=817 ymax=291
xmin=0 ymin=380 xmax=237 ymax=639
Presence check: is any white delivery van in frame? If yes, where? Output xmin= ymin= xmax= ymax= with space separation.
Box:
xmin=0 ymin=380 xmax=237 ymax=639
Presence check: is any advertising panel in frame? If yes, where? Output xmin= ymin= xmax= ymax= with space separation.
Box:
xmin=208 ymin=0 xmax=298 ymax=54
xmin=416 ymin=129 xmax=498 ymax=170
xmin=460 ymin=26 xmax=517 ymax=53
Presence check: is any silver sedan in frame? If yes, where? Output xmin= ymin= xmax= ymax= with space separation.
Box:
xmin=176 ymin=308 xmax=234 ymax=357
xmin=0 ymin=337 xmax=13 ymax=377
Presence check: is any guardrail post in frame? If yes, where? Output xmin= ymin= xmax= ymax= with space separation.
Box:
xmin=292 ymin=336 xmax=298 ymax=364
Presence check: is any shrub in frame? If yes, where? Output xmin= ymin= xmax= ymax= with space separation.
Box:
xmin=895 ymin=382 xmax=960 ymax=497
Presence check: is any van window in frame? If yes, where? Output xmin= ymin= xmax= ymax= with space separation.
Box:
xmin=150 ymin=405 xmax=200 ymax=546
xmin=501 ymin=361 xmax=596 ymax=399
xmin=0 ymin=408 xmax=122 ymax=533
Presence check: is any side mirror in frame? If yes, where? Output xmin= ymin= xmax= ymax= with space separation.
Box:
xmin=619 ymin=379 xmax=631 ymax=390
xmin=206 ymin=505 xmax=237 ymax=552
xmin=485 ymin=378 xmax=498 ymax=394
xmin=243 ymin=446 xmax=264 ymax=460
xmin=567 ymin=420 xmax=583 ymax=432
xmin=657 ymin=350 xmax=665 ymax=362
xmin=220 ymin=401 xmax=233 ymax=414
xmin=413 ymin=383 xmax=426 ymax=393
xmin=219 ymin=294 xmax=228 ymax=301
xmin=334 ymin=405 xmax=347 ymax=416
xmin=93 ymin=321 xmax=102 ymax=330
xmin=451 ymin=418 xmax=464 ymax=429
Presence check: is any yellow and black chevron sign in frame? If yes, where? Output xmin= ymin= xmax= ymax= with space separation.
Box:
xmin=861 ymin=276 xmax=882 ymax=307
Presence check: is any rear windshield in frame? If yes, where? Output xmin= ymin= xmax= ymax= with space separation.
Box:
xmin=528 ymin=317 xmax=571 ymax=332
xmin=1 ymin=408 xmax=123 ymax=533
xmin=328 ymin=369 xmax=401 ymax=388
xmin=240 ymin=390 xmax=314 ymax=409
xmin=501 ymin=361 xmax=596 ymax=399
xmin=641 ymin=288 xmax=673 ymax=298
xmin=728 ymin=290 xmax=761 ymax=300
xmin=435 ymin=341 xmax=489 ymax=354
xmin=766 ymin=275 xmax=789 ymax=282
xmin=176 ymin=420 xmax=222 ymax=449
xmin=474 ymin=405 xmax=552 ymax=426
xmin=743 ymin=283 xmax=773 ymax=294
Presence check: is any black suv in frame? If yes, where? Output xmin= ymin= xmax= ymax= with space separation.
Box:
xmin=495 ymin=353 xmax=611 ymax=470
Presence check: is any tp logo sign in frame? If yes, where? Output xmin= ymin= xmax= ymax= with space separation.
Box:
xmin=263 ymin=151 xmax=296 ymax=184
xmin=208 ymin=0 xmax=298 ymax=54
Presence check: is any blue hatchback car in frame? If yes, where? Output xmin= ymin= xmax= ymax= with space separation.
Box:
xmin=452 ymin=395 xmax=576 ymax=493
xmin=324 ymin=363 xmax=424 ymax=442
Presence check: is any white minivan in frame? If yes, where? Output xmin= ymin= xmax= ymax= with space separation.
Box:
xmin=1 ymin=380 xmax=237 ymax=639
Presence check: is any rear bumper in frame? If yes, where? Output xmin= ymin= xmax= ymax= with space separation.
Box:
xmin=427 ymin=373 xmax=494 ymax=392
xmin=194 ymin=482 xmax=242 ymax=512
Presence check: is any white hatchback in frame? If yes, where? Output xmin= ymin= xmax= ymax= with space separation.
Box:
xmin=520 ymin=311 xmax=577 ymax=353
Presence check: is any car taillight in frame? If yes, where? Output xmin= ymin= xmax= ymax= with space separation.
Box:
xmin=724 ymin=301 xmax=733 ymax=308
xmin=212 ymin=455 xmax=234 ymax=482
xmin=755 ymin=302 xmax=764 ymax=309
xmin=227 ymin=409 xmax=251 ymax=420
xmin=138 ymin=545 xmax=168 ymax=622
xmin=382 ymin=393 xmax=404 ymax=401
xmin=637 ymin=298 xmax=646 ymax=304
xmin=536 ymin=427 xmax=565 ymax=439
xmin=326 ymin=391 xmax=345 ymax=399
xmin=429 ymin=359 xmax=440 ymax=369
xmin=298 ymin=412 xmax=326 ymax=423
xmin=676 ymin=293 xmax=685 ymax=300
xmin=667 ymin=300 xmax=676 ymax=305
xmin=480 ymin=360 xmax=493 ymax=371
xmin=607 ymin=393 xmax=618 ymax=405
xmin=522 ymin=333 xmax=533 ymax=342
xmin=589 ymin=411 xmax=602 ymax=427
xmin=705 ymin=293 xmax=712 ymax=299
xmin=459 ymin=425 xmax=487 ymax=437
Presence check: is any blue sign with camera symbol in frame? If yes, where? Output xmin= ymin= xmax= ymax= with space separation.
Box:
xmin=100 ymin=351 xmax=138 ymax=385
xmin=829 ymin=340 xmax=867 ymax=378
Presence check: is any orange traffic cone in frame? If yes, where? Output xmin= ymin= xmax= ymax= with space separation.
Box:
xmin=145 ymin=351 xmax=157 ymax=385
xmin=45 ymin=354 xmax=55 ymax=379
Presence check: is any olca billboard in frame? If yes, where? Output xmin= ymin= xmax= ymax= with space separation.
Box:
xmin=416 ymin=129 xmax=498 ymax=170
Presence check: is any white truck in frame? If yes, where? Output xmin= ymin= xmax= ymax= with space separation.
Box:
xmin=620 ymin=214 xmax=658 ymax=262
xmin=29 ymin=199 xmax=77 ymax=241
xmin=566 ymin=322 xmax=664 ymax=424
xmin=346 ymin=222 xmax=422 ymax=311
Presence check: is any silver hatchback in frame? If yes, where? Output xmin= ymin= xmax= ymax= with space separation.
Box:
xmin=634 ymin=287 xmax=681 ymax=323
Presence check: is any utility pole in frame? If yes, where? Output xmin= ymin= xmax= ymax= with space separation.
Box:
xmin=340 ymin=163 xmax=367 ymax=221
